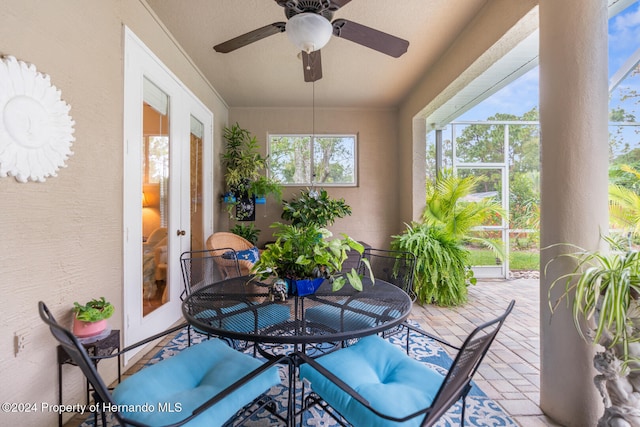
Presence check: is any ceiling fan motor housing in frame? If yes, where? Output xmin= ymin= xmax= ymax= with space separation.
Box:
xmin=280 ymin=0 xmax=335 ymax=21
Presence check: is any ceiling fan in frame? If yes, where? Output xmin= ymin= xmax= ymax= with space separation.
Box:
xmin=213 ymin=0 xmax=409 ymax=82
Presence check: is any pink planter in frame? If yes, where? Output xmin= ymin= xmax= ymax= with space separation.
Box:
xmin=73 ymin=318 xmax=107 ymax=338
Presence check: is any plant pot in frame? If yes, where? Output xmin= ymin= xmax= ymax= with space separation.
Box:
xmin=255 ymin=195 xmax=266 ymax=205
xmin=73 ymin=318 xmax=108 ymax=338
xmin=286 ymin=277 xmax=325 ymax=297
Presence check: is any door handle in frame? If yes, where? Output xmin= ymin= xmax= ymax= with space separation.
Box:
xmin=177 ymin=229 xmax=186 ymax=236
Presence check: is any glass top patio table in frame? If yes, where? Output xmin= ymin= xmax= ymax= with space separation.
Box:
xmin=181 ymin=275 xmax=413 ymax=345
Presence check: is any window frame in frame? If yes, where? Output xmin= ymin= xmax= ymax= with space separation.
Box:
xmin=267 ymin=133 xmax=358 ymax=187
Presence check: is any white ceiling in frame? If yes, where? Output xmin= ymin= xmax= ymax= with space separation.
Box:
xmin=146 ymin=0 xmax=490 ymax=109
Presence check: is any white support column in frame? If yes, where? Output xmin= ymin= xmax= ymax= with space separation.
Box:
xmin=539 ymin=0 xmax=609 ymax=425
xmin=412 ymin=117 xmax=427 ymax=221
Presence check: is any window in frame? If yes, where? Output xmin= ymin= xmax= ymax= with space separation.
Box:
xmin=268 ymin=134 xmax=357 ymax=186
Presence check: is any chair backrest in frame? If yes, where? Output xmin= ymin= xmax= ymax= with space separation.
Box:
xmin=340 ymin=241 xmax=371 ymax=273
xmin=180 ymin=249 xmax=241 ymax=298
xmin=38 ymin=302 xmax=118 ymax=409
xmin=423 ymin=300 xmax=515 ymax=426
xmin=206 ymin=232 xmax=253 ymax=253
xmin=146 ymin=227 xmax=167 ymax=248
xmin=206 ymin=232 xmax=257 ymax=276
xmin=360 ymin=248 xmax=417 ymax=301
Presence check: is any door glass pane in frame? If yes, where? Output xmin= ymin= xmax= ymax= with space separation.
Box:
xmin=457 ymin=168 xmax=504 ymax=267
xmin=190 ymin=115 xmax=205 ymax=251
xmin=142 ymin=78 xmax=170 ymax=316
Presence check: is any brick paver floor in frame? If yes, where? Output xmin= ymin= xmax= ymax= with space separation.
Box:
xmin=409 ymin=277 xmax=563 ymax=427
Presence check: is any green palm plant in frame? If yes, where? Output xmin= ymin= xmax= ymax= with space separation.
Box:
xmin=393 ymin=170 xmax=504 ymax=306
xmin=609 ymin=164 xmax=640 ymax=237
xmin=422 ymin=170 xmax=506 ymax=260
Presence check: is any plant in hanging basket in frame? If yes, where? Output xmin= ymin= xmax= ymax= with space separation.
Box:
xmin=281 ymin=187 xmax=351 ymax=228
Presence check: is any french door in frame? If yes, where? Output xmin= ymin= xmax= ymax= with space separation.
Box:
xmin=123 ymin=28 xmax=213 ymax=355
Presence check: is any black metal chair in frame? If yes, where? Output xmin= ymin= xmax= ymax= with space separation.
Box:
xmin=360 ymin=248 xmax=417 ymax=301
xmin=297 ymin=300 xmax=515 ymax=427
xmin=39 ymin=301 xmax=286 ymax=427
xmin=180 ymin=249 xmax=241 ymax=299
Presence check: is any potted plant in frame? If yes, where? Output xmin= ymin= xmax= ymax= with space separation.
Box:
xmin=392 ymin=222 xmax=475 ymax=306
xmin=222 ymin=123 xmax=282 ymax=220
xmin=548 ymin=235 xmax=640 ymax=426
xmin=281 ymin=188 xmax=351 ymax=228
xmin=392 ymin=171 xmax=503 ymax=306
xmin=230 ymin=223 xmax=261 ymax=246
xmin=72 ymin=297 xmax=115 ymax=338
xmin=252 ymin=222 xmax=371 ymax=295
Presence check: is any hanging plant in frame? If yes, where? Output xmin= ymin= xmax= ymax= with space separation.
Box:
xmin=221 ymin=123 xmax=282 ymax=220
xmin=281 ymin=188 xmax=351 ymax=228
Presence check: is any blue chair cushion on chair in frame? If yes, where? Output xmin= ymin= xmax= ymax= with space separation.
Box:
xmin=196 ymin=303 xmax=290 ymax=334
xmin=112 ymin=339 xmax=280 ymax=426
xmin=305 ymin=301 xmax=400 ymax=332
xmin=223 ymin=246 xmax=260 ymax=264
xmin=299 ymin=335 xmax=444 ymax=427
xmin=219 ymin=303 xmax=290 ymax=333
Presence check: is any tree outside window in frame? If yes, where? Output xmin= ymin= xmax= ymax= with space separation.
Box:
xmin=268 ymin=134 xmax=356 ymax=186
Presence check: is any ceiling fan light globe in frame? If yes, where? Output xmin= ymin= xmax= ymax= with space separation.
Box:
xmin=286 ymin=12 xmax=332 ymax=53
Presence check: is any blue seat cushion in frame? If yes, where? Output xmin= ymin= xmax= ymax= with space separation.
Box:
xmin=299 ymin=335 xmax=444 ymax=427
xmin=112 ymin=339 xmax=280 ymax=426
xmin=305 ymin=300 xmax=400 ymax=332
xmin=197 ymin=303 xmax=290 ymax=333
xmin=223 ymin=246 xmax=260 ymax=264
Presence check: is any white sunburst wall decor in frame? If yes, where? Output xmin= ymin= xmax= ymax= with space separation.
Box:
xmin=0 ymin=56 xmax=75 ymax=183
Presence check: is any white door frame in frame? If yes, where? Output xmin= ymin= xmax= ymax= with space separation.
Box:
xmin=123 ymin=27 xmax=213 ymax=359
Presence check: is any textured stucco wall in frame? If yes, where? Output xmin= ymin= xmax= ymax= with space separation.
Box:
xmin=228 ymin=107 xmax=401 ymax=249
xmin=0 ymin=1 xmax=228 ymax=425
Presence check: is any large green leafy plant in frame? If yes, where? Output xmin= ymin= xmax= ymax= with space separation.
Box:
xmin=393 ymin=170 xmax=502 ymax=306
xmin=281 ymin=188 xmax=351 ymax=228
xmin=393 ymin=223 xmax=474 ymax=306
xmin=252 ymin=222 xmax=370 ymax=291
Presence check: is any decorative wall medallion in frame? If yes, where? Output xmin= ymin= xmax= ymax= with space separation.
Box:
xmin=0 ymin=56 xmax=75 ymax=183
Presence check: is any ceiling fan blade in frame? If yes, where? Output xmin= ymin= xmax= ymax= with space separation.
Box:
xmin=214 ymin=22 xmax=286 ymax=53
xmin=332 ymin=19 xmax=409 ymax=58
xmin=302 ymin=50 xmax=323 ymax=82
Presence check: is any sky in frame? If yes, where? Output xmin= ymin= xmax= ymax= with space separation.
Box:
xmin=457 ymin=1 xmax=640 ymax=122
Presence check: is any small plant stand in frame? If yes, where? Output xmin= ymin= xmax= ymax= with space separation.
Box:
xmin=56 ymin=329 xmax=121 ymax=427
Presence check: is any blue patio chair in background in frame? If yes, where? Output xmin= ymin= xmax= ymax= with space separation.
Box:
xmin=304 ymin=248 xmax=416 ymax=338
xmin=39 ymin=301 xmax=285 ymax=427
xmin=298 ymin=300 xmax=515 ymax=427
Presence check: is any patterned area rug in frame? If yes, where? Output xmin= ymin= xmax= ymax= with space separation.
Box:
xmin=80 ymin=323 xmax=516 ymax=426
